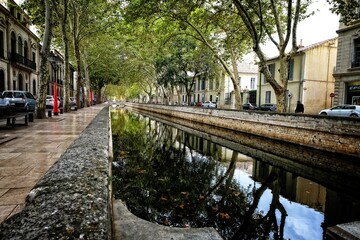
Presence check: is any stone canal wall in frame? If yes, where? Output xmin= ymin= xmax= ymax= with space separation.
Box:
xmin=128 ymin=103 xmax=360 ymax=157
xmin=0 ymin=108 xmax=112 ymax=239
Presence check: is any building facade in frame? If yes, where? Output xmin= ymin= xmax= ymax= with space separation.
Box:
xmin=258 ymin=38 xmax=338 ymax=114
xmin=333 ymin=14 xmax=360 ymax=106
xmin=223 ymin=62 xmax=258 ymax=108
xmin=0 ymin=0 xmax=39 ymax=96
xmin=48 ymin=50 xmax=76 ymax=99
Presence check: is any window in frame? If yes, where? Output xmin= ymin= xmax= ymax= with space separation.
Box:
xmin=24 ymin=41 xmax=28 ymax=59
xmin=0 ymin=31 xmax=3 ymax=58
xmin=201 ymin=78 xmax=205 ymax=90
xmin=32 ymin=79 xmax=36 ymax=95
xmin=209 ymin=78 xmax=213 ymax=90
xmin=265 ymin=91 xmax=271 ymax=103
xmin=18 ymin=36 xmax=23 ymax=55
xmin=250 ymin=77 xmax=255 ymax=89
xmin=268 ymin=64 xmax=275 ymax=77
xmin=288 ymin=59 xmax=294 ymax=80
xmin=353 ymin=38 xmax=360 ymax=68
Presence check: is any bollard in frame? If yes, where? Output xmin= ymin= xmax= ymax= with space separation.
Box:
xmin=48 ymin=110 xmax=52 ymax=118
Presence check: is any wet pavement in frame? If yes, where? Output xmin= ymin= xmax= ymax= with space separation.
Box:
xmin=0 ymin=104 xmax=106 ymax=224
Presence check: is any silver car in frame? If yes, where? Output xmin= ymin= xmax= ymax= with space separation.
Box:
xmin=319 ymin=105 xmax=360 ymax=117
xmin=202 ymin=101 xmax=217 ymax=108
xmin=2 ymin=90 xmax=36 ymax=112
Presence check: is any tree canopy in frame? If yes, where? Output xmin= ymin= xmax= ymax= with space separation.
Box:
xmin=20 ymin=0 xmax=360 ymax=110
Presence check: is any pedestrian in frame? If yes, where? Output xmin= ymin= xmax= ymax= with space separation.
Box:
xmin=295 ymin=100 xmax=304 ymax=113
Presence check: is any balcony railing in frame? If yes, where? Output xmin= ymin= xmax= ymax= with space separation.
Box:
xmin=8 ymin=52 xmax=36 ymax=71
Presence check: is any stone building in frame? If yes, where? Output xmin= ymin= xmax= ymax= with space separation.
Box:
xmin=258 ymin=38 xmax=338 ymax=114
xmin=223 ymin=62 xmax=258 ymax=108
xmin=333 ymin=13 xmax=360 ymax=106
xmin=0 ymin=0 xmax=39 ymax=95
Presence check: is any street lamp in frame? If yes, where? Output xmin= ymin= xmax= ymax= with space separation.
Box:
xmin=49 ymin=53 xmax=61 ymax=116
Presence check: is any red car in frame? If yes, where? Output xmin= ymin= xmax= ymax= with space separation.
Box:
xmin=195 ymin=102 xmax=203 ymax=107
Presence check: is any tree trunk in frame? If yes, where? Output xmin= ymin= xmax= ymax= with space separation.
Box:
xmin=71 ymin=6 xmax=82 ymax=109
xmin=60 ymin=0 xmax=70 ymax=112
xmin=36 ymin=0 xmax=52 ymax=119
xmin=230 ymin=48 xmax=242 ymax=109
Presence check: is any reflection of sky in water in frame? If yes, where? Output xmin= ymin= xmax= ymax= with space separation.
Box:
xmin=233 ymin=166 xmax=324 ymax=240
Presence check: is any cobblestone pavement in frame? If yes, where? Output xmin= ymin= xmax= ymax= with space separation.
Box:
xmin=0 ymin=104 xmax=106 ymax=224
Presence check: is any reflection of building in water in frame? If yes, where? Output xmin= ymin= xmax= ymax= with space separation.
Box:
xmin=295 ymin=177 xmax=326 ymax=212
xmin=252 ymin=159 xmax=360 ymax=233
xmin=146 ymin=115 xmax=360 ymax=234
xmin=252 ymin=160 xmax=326 ymax=212
xmin=172 ymin=131 xmax=254 ymax=175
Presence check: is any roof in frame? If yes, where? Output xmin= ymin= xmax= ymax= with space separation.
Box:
xmin=237 ymin=62 xmax=258 ymax=74
xmin=267 ymin=37 xmax=338 ymax=61
xmin=297 ymin=37 xmax=337 ymax=52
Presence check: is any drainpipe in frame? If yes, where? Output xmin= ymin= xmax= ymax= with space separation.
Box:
xmin=258 ymin=73 xmax=262 ymax=106
xmin=298 ymin=52 xmax=305 ymax=103
xmin=325 ymin=44 xmax=331 ymax=108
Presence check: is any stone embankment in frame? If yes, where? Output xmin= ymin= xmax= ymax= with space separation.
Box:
xmin=128 ymin=103 xmax=360 ymax=156
xmin=0 ymin=108 xmax=112 ymax=239
xmin=0 ymin=106 xmax=223 ymax=240
xmin=128 ymin=103 xmax=360 ymax=181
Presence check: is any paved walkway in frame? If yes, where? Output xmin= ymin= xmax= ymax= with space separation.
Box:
xmin=0 ymin=104 xmax=106 ymax=224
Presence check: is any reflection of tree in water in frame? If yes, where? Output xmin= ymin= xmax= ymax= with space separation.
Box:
xmin=112 ymin=111 xmax=287 ymax=239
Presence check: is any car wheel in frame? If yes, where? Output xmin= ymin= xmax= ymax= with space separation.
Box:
xmin=350 ymin=113 xmax=358 ymax=117
xmin=320 ymin=112 xmax=327 ymax=115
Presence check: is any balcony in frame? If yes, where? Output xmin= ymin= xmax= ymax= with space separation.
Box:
xmin=8 ymin=52 xmax=36 ymax=71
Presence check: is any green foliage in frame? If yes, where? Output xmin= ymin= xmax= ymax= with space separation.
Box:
xmin=327 ymin=0 xmax=360 ymax=25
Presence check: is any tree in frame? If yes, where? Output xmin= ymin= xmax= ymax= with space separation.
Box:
xmin=36 ymin=0 xmax=53 ymax=119
xmin=229 ymin=0 xmax=306 ymax=112
xmin=123 ymin=0 xmax=253 ymax=109
xmin=327 ymin=0 xmax=360 ymax=25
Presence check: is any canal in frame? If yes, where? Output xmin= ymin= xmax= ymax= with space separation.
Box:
xmin=111 ymin=109 xmax=360 ymax=240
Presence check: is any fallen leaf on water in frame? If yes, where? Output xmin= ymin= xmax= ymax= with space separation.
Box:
xmin=219 ymin=212 xmax=231 ymax=219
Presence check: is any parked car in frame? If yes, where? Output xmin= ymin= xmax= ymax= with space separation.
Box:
xmin=2 ymin=90 xmax=36 ymax=112
xmin=46 ymin=95 xmax=61 ymax=110
xmin=0 ymin=92 xmax=15 ymax=116
xmin=319 ymin=105 xmax=360 ymax=117
xmin=203 ymin=101 xmax=217 ymax=108
xmin=195 ymin=102 xmax=203 ymax=107
xmin=69 ymin=97 xmax=77 ymax=111
xmin=242 ymin=103 xmax=258 ymax=110
xmin=259 ymin=103 xmax=277 ymax=111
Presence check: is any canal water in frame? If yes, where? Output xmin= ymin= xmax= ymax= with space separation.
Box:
xmin=111 ymin=109 xmax=360 ymax=240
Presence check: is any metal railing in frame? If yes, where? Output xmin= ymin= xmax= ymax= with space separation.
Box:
xmin=8 ymin=52 xmax=36 ymax=71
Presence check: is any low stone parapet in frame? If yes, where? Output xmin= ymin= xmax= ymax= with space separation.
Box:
xmin=113 ymin=200 xmax=223 ymax=240
xmin=0 ymin=107 xmax=111 ymax=239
